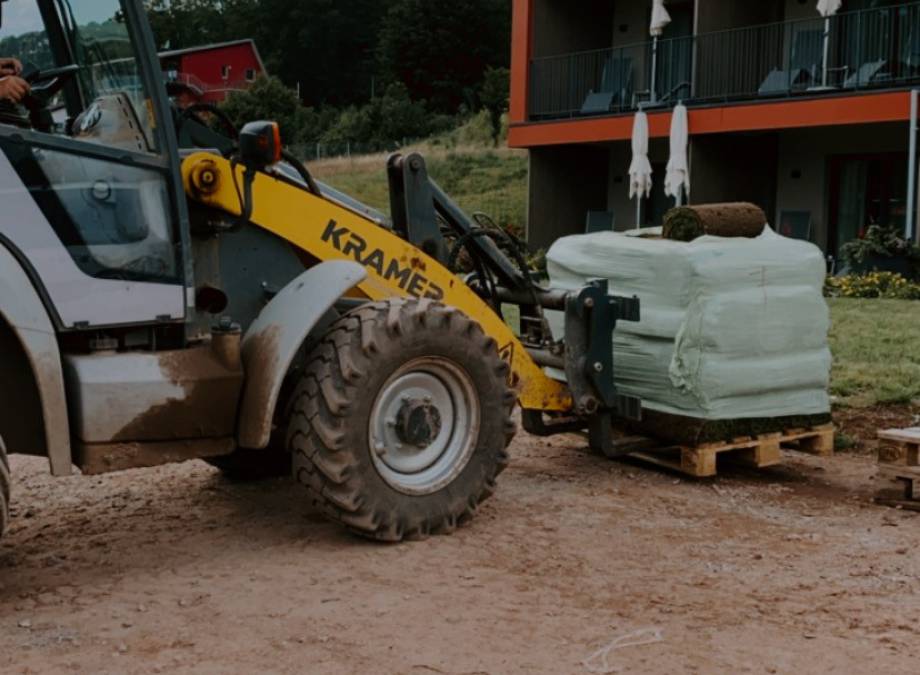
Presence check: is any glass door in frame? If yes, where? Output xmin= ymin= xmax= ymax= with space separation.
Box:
xmin=829 ymin=153 xmax=908 ymax=257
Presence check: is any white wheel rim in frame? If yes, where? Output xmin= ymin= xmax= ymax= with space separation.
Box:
xmin=368 ymin=357 xmax=480 ymax=495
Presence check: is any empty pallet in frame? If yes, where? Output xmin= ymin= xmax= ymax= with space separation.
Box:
xmin=875 ymin=428 xmax=920 ymax=510
xmin=624 ymin=424 xmax=835 ymax=478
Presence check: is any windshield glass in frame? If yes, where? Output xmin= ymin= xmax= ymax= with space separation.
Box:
xmin=0 ymin=0 xmax=159 ymax=152
xmin=63 ymin=2 xmax=139 ymax=99
xmin=64 ymin=0 xmax=157 ymax=150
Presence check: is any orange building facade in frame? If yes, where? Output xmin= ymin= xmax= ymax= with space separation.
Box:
xmin=509 ymin=0 xmax=920 ymax=260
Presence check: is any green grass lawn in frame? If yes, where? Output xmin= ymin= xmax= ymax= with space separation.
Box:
xmin=308 ymin=146 xmax=528 ymax=235
xmin=829 ymin=298 xmax=920 ymax=407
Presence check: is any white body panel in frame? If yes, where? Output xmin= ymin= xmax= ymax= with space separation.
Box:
xmin=238 ymin=260 xmax=367 ymax=448
xmin=64 ymin=345 xmax=243 ymax=444
xmin=0 ymin=244 xmax=72 ymax=475
xmin=0 ymin=151 xmax=184 ymax=328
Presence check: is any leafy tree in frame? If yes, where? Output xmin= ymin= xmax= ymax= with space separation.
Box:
xmin=146 ymin=0 xmax=394 ymax=107
xmin=479 ymin=67 xmax=509 ymax=146
xmin=322 ymin=83 xmax=429 ymax=146
xmin=219 ymin=75 xmax=310 ymax=143
xmin=377 ymin=0 xmax=510 ymax=114
xmin=145 ymin=0 xmax=226 ymax=49
xmin=218 ymin=0 xmax=393 ymax=108
xmin=376 ymin=83 xmax=430 ymax=141
xmin=142 ymin=0 xmax=513 ymax=143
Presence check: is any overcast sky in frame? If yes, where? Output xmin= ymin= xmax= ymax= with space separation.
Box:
xmin=1 ymin=0 xmax=121 ymax=38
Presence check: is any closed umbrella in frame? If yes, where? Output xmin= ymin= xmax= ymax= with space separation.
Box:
xmin=629 ymin=110 xmax=652 ymax=226
xmin=649 ymin=0 xmax=672 ymax=103
xmin=651 ymin=0 xmax=671 ymax=37
xmin=817 ymin=0 xmax=842 ymax=88
xmin=665 ymin=103 xmax=689 ymax=206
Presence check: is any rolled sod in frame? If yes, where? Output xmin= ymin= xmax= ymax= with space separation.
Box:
xmin=663 ymin=202 xmax=767 ymax=242
xmin=627 ymin=408 xmax=833 ymax=447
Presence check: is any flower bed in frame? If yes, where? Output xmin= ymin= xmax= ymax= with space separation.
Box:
xmin=824 ymin=272 xmax=920 ymax=300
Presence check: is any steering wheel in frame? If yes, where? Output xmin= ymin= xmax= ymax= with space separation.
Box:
xmin=21 ymin=62 xmax=81 ymax=108
xmin=178 ymin=102 xmax=239 ymax=141
xmin=16 ymin=62 xmax=80 ymax=131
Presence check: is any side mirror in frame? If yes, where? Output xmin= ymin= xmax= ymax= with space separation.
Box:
xmin=239 ymin=120 xmax=282 ymax=168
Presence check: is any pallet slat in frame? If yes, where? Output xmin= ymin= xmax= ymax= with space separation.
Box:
xmin=877 ymin=463 xmax=920 ymax=480
xmin=875 ymin=428 xmax=920 ymax=509
xmin=875 ymin=430 xmax=920 ymax=472
xmin=878 ymin=427 xmax=920 ymax=445
xmin=626 ymin=424 xmax=834 ymax=478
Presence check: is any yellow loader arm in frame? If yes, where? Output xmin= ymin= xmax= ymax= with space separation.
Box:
xmin=181 ymin=151 xmax=572 ymax=413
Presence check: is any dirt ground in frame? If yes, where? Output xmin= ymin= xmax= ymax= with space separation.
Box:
xmin=3 ymin=409 xmax=920 ymax=675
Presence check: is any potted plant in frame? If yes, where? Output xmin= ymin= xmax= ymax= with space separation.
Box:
xmin=838 ymin=224 xmax=920 ymax=279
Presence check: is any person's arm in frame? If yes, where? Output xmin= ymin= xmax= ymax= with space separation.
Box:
xmin=0 ymin=57 xmax=28 ymax=103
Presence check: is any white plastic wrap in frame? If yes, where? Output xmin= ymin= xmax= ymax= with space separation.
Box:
xmin=546 ymin=227 xmax=831 ymax=420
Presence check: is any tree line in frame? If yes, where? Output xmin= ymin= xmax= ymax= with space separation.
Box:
xmin=146 ymin=0 xmax=511 ymax=147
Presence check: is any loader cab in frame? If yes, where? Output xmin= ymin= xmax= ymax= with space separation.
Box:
xmin=0 ymin=0 xmax=190 ymax=332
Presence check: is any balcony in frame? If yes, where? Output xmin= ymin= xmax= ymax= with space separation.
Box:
xmin=528 ymin=1 xmax=920 ymax=121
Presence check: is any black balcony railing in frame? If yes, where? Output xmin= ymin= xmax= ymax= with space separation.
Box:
xmin=528 ymin=1 xmax=920 ymax=120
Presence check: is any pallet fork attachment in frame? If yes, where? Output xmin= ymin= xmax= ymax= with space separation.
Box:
xmin=521 ymin=280 xmax=641 ymax=456
xmin=564 ymin=279 xmax=641 ymax=454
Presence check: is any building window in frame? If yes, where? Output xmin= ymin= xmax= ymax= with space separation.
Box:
xmin=221 ymin=65 xmax=230 ymax=79
xmin=245 ymin=68 xmax=256 ymax=82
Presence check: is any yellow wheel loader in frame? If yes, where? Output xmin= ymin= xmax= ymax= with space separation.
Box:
xmin=0 ymin=0 xmax=639 ymax=542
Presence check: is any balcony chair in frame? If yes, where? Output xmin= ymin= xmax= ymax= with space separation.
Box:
xmin=581 ymin=55 xmax=633 ymax=115
xmin=758 ymin=28 xmax=823 ymax=96
xmin=585 ymin=210 xmax=616 ymax=234
xmin=758 ymin=68 xmax=810 ymax=95
xmin=843 ymin=59 xmax=889 ymax=88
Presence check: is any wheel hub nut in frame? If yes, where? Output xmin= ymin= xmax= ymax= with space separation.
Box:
xmin=395 ymin=398 xmax=443 ymax=449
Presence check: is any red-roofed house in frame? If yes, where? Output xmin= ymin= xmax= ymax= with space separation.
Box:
xmin=160 ymin=39 xmax=266 ymax=104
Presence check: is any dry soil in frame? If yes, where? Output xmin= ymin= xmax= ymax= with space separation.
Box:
xmin=2 ymin=416 xmax=919 ymax=674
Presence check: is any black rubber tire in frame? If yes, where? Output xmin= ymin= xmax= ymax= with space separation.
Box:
xmin=1 ymin=436 xmax=10 ymax=540
xmin=288 ymin=298 xmax=516 ymax=542
xmin=204 ymin=447 xmax=291 ymax=481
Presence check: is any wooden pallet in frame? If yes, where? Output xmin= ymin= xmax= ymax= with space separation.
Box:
xmin=875 ymin=428 xmax=920 ymax=508
xmin=623 ymin=424 xmax=835 ymax=478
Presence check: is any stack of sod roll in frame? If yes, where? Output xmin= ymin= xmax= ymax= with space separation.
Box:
xmin=545 ymin=205 xmax=831 ymax=445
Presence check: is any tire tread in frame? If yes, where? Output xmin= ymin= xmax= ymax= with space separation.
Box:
xmin=1 ymin=437 xmax=10 ymax=539
xmin=288 ymin=299 xmax=515 ymax=542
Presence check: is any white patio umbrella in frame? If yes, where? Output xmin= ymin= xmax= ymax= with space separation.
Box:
xmin=664 ymin=103 xmax=689 ymax=206
xmin=817 ymin=0 xmax=842 ymax=88
xmin=629 ymin=110 xmax=652 ymax=227
xmin=649 ymin=0 xmax=672 ymax=103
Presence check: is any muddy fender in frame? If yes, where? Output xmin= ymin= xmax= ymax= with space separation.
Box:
xmin=237 ymin=260 xmax=367 ymax=448
xmin=0 ymin=244 xmax=71 ymax=475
